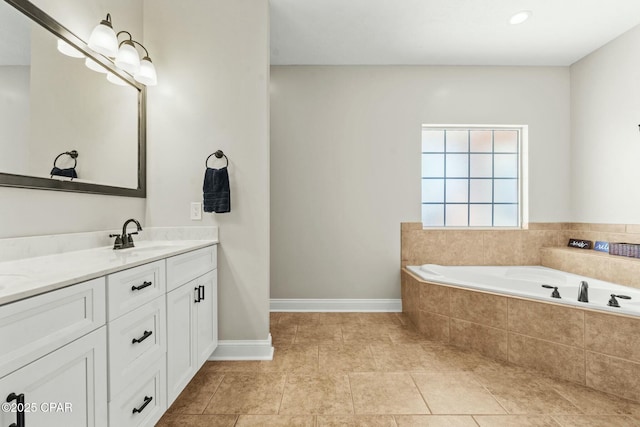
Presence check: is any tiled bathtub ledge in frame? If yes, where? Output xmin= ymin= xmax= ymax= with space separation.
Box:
xmin=401 ymin=268 xmax=640 ymax=403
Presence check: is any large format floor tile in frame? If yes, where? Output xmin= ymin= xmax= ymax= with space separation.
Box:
xmin=157 ymin=312 xmax=640 ymax=426
xmin=349 ymin=372 xmax=430 ymax=414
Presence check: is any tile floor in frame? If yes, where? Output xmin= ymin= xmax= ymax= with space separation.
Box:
xmin=156 ymin=312 xmax=640 ymax=426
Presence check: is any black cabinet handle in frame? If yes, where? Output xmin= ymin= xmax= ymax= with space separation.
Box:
xmin=199 ymin=285 xmax=205 ymax=301
xmin=132 ymin=330 xmax=153 ymax=344
xmin=132 ymin=395 xmax=153 ymax=414
xmin=7 ymin=392 xmax=25 ymax=427
xmin=194 ymin=287 xmax=201 ymax=303
xmin=131 ymin=281 xmax=152 ymax=292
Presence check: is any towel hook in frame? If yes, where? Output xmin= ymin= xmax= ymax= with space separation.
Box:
xmin=52 ymin=150 xmax=79 ymax=169
xmin=205 ymin=150 xmax=228 ymax=168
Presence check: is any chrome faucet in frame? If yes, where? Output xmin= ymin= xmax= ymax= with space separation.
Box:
xmin=578 ymin=280 xmax=589 ymax=303
xmin=109 ymin=218 xmax=143 ymax=250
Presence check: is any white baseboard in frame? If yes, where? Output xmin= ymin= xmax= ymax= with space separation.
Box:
xmin=208 ymin=334 xmax=274 ymax=361
xmin=270 ymin=298 xmax=402 ymax=312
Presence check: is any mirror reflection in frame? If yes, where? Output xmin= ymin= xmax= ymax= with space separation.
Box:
xmin=0 ymin=0 xmax=142 ymax=193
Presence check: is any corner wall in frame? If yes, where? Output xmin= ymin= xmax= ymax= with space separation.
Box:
xmin=570 ymin=24 xmax=640 ymax=223
xmin=143 ymin=0 xmax=270 ymax=342
xmin=271 ymin=66 xmax=571 ymax=300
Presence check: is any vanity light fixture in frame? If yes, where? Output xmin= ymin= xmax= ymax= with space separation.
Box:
xmin=509 ymin=10 xmax=532 ymax=25
xmin=114 ymin=31 xmax=158 ymax=86
xmin=56 ymin=39 xmax=84 ymax=58
xmin=88 ymin=13 xmax=119 ymax=57
xmin=81 ymin=14 xmax=158 ymax=86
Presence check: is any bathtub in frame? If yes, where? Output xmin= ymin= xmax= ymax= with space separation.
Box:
xmin=406 ymin=264 xmax=640 ymax=317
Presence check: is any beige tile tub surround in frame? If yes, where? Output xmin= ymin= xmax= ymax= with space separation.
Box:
xmin=401 ymin=221 xmax=640 ymax=289
xmin=401 ymin=268 xmax=640 ymax=403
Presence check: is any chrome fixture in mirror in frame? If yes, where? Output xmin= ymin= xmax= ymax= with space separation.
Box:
xmin=0 ymin=0 xmax=146 ymax=197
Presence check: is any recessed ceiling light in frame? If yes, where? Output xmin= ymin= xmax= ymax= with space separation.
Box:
xmin=509 ymin=10 xmax=532 ymax=25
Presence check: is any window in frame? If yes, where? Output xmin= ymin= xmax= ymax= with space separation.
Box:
xmin=421 ymin=126 xmax=523 ymax=227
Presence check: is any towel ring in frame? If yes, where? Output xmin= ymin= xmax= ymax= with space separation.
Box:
xmin=53 ymin=150 xmax=79 ymax=169
xmin=205 ymin=150 xmax=228 ymax=168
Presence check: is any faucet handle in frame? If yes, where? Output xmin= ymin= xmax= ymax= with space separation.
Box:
xmin=608 ymin=294 xmax=631 ymax=307
xmin=541 ymin=284 xmax=561 ymax=299
xmin=109 ymin=234 xmax=123 ymax=249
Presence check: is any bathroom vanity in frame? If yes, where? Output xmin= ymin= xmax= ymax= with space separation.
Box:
xmin=0 ymin=239 xmax=218 ymax=427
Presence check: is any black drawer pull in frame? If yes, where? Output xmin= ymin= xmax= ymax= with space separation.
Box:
xmin=7 ymin=392 xmax=25 ymax=427
xmin=194 ymin=287 xmax=201 ymax=303
xmin=132 ymin=330 xmax=153 ymax=344
xmin=131 ymin=281 xmax=152 ymax=292
xmin=199 ymin=284 xmax=205 ymax=301
xmin=132 ymin=395 xmax=153 ymax=414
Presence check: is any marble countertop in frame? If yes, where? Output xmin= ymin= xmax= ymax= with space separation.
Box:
xmin=0 ymin=239 xmax=218 ymax=306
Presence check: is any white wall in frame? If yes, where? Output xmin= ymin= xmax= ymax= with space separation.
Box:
xmin=0 ymin=66 xmax=29 ymax=174
xmin=271 ymin=66 xmax=571 ymax=299
xmin=0 ymin=0 xmax=145 ymax=239
xmin=143 ymin=0 xmax=270 ymax=340
xmin=570 ymin=25 xmax=640 ymax=224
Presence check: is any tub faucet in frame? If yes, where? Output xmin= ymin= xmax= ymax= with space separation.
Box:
xmin=109 ymin=218 xmax=143 ymax=250
xmin=578 ymin=281 xmax=589 ymax=303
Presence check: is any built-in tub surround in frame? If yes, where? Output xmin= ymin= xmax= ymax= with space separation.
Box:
xmin=402 ymin=268 xmax=640 ymax=402
xmin=402 ymin=221 xmax=640 ymax=289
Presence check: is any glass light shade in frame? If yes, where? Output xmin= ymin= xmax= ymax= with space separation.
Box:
xmin=85 ymin=57 xmax=108 ymax=73
xmin=134 ymin=57 xmax=157 ymax=86
xmin=115 ymin=41 xmax=140 ymax=74
xmin=57 ymin=39 xmax=84 ymax=58
xmin=88 ymin=19 xmax=118 ymax=57
xmin=106 ymin=72 xmax=128 ymax=86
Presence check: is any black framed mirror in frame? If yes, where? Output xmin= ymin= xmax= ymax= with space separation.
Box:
xmin=0 ymin=0 xmax=146 ymax=197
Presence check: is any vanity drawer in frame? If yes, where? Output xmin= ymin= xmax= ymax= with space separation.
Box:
xmin=107 ymin=260 xmax=166 ymax=320
xmin=108 ymin=354 xmax=166 ymax=427
xmin=0 ymin=277 xmax=106 ymax=378
xmin=166 ymin=245 xmax=216 ymax=292
xmin=107 ymin=295 xmax=166 ymax=400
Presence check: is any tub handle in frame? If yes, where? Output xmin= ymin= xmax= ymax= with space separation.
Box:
xmin=608 ymin=294 xmax=631 ymax=308
xmin=541 ymin=284 xmax=561 ymax=299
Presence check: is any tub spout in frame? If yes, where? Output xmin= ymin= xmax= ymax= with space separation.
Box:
xmin=578 ymin=281 xmax=589 ymax=303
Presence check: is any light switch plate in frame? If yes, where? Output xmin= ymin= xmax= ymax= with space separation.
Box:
xmin=190 ymin=202 xmax=202 ymax=220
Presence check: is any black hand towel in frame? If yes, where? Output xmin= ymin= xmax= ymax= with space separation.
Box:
xmin=203 ymin=166 xmax=230 ymax=213
xmin=50 ymin=166 xmax=78 ymax=179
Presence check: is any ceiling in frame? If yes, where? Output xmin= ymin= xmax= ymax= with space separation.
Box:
xmin=270 ymin=0 xmax=640 ymax=66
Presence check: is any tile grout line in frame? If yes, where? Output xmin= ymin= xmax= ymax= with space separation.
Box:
xmin=409 ymin=372 xmax=433 ymax=415
xmin=346 ymin=369 xmax=357 ymax=417
xmin=200 ymin=372 xmax=226 ymax=415
xmin=277 ymin=370 xmax=288 ymax=415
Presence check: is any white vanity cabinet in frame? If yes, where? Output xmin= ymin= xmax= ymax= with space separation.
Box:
xmin=0 ymin=278 xmax=108 ymax=427
xmin=166 ymin=246 xmax=217 ymax=405
xmin=0 ymin=242 xmax=218 ymax=427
